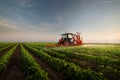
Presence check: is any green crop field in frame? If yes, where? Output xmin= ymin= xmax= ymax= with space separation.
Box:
xmin=0 ymin=42 xmax=120 ymax=80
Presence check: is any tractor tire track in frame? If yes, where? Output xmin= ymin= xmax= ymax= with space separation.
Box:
xmin=23 ymin=45 xmax=65 ymax=80
xmin=0 ymin=44 xmax=24 ymax=80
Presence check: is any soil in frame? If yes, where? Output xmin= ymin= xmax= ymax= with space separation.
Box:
xmin=23 ymin=45 xmax=65 ymax=80
xmin=0 ymin=44 xmax=24 ymax=80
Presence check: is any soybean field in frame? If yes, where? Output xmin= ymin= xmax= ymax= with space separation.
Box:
xmin=0 ymin=42 xmax=120 ymax=80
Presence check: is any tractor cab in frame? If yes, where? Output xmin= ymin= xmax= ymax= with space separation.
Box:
xmin=58 ymin=33 xmax=75 ymax=44
xmin=58 ymin=32 xmax=83 ymax=45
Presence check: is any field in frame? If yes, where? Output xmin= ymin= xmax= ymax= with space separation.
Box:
xmin=0 ymin=42 xmax=120 ymax=80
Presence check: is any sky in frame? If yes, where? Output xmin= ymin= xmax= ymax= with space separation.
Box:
xmin=0 ymin=0 xmax=120 ymax=43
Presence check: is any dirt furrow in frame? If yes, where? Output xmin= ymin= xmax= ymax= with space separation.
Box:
xmin=0 ymin=44 xmax=24 ymax=80
xmin=23 ymin=45 xmax=65 ymax=80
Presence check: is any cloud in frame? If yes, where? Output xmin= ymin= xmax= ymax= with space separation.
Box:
xmin=0 ymin=19 xmax=17 ymax=29
xmin=96 ymin=0 xmax=113 ymax=4
xmin=13 ymin=0 xmax=34 ymax=7
xmin=57 ymin=16 xmax=64 ymax=23
xmin=0 ymin=17 xmax=35 ymax=33
xmin=36 ymin=22 xmax=61 ymax=32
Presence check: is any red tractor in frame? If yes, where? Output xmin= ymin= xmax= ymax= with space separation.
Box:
xmin=57 ymin=32 xmax=83 ymax=46
xmin=46 ymin=32 xmax=83 ymax=47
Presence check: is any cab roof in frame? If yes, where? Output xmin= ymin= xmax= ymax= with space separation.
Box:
xmin=61 ymin=33 xmax=74 ymax=35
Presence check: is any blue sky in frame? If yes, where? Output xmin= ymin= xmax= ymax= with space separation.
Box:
xmin=0 ymin=0 xmax=120 ymax=42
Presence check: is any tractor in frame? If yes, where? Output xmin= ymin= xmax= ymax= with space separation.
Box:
xmin=46 ymin=32 xmax=83 ymax=47
xmin=57 ymin=32 xmax=83 ymax=46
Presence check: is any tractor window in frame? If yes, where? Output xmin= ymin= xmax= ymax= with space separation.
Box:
xmin=68 ymin=34 xmax=72 ymax=38
xmin=62 ymin=35 xmax=67 ymax=38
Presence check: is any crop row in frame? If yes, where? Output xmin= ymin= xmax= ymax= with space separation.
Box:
xmin=0 ymin=44 xmax=17 ymax=72
xmin=52 ymin=49 xmax=120 ymax=79
xmin=28 ymin=44 xmax=120 ymax=69
xmin=20 ymin=44 xmax=49 ymax=80
xmin=24 ymin=44 xmax=106 ymax=80
xmin=28 ymin=44 xmax=120 ymax=79
xmin=0 ymin=44 xmax=15 ymax=52
xmin=42 ymin=48 xmax=120 ymax=79
xmin=0 ymin=42 xmax=16 ymax=48
xmin=52 ymin=49 xmax=120 ymax=68
xmin=67 ymin=47 xmax=120 ymax=59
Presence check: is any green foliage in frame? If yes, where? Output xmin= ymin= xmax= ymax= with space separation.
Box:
xmin=54 ymin=49 xmax=120 ymax=68
xmin=0 ymin=44 xmax=17 ymax=72
xmin=23 ymin=42 xmax=55 ymax=49
xmin=0 ymin=42 xmax=15 ymax=48
xmin=42 ymin=48 xmax=67 ymax=59
xmin=20 ymin=44 xmax=49 ymax=80
xmin=0 ymin=43 xmax=16 ymax=52
xmin=23 ymin=43 xmax=120 ymax=80
xmin=0 ymin=42 xmax=120 ymax=80
xmin=25 ymin=44 xmax=106 ymax=80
